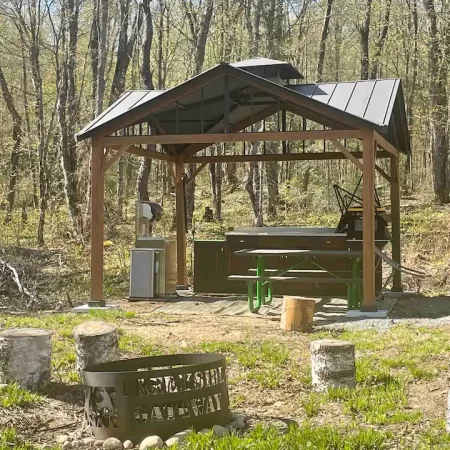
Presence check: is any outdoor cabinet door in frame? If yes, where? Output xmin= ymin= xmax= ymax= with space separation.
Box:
xmin=193 ymin=240 xmax=226 ymax=293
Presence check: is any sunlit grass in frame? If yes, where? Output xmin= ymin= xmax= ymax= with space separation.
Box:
xmin=179 ymin=423 xmax=391 ymax=449
xmin=0 ymin=427 xmax=60 ymax=450
xmin=0 ymin=383 xmax=43 ymax=409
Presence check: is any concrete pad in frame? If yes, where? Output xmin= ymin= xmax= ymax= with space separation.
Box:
xmin=345 ymin=309 xmax=388 ymax=318
xmin=72 ymin=304 xmax=119 ymax=313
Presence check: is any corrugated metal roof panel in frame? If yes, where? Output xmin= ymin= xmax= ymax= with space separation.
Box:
xmin=295 ymin=79 xmax=400 ymax=127
xmin=364 ymin=79 xmax=396 ymax=124
xmin=326 ymin=82 xmax=357 ymax=111
xmin=345 ymin=81 xmax=376 ymax=118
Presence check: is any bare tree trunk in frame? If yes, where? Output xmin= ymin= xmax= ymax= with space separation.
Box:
xmin=90 ymin=0 xmax=99 ymax=117
xmin=404 ymin=0 xmax=418 ymax=185
xmin=316 ymin=0 xmax=333 ymax=82
xmin=370 ymin=0 xmax=392 ymax=79
xmin=136 ymin=0 xmax=154 ymax=204
xmin=358 ymin=0 xmax=372 ymax=80
xmin=424 ymin=0 xmax=450 ymax=203
xmin=95 ymin=0 xmax=108 ymax=115
xmin=244 ymin=0 xmax=264 ymax=226
xmin=181 ymin=0 xmax=214 ymax=226
xmin=58 ymin=0 xmax=83 ymax=236
xmin=0 ymin=65 xmax=22 ymax=223
xmin=112 ymin=0 xmax=142 ymax=218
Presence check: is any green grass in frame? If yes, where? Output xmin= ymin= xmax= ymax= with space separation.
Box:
xmin=0 ymin=427 xmax=60 ymax=450
xmin=301 ymin=392 xmax=325 ymax=418
xmin=0 ymin=383 xmax=43 ymax=408
xmin=178 ymin=423 xmax=391 ymax=449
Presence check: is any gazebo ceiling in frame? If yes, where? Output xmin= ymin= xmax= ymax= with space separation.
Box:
xmin=77 ymin=60 xmax=410 ymax=154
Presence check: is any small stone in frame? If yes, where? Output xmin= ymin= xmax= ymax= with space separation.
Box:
xmin=73 ymin=431 xmax=83 ymax=440
xmin=94 ymin=441 xmax=104 ymax=448
xmin=62 ymin=442 xmax=72 ymax=450
xmin=83 ymin=437 xmax=97 ymax=447
xmin=56 ymin=435 xmax=70 ymax=445
xmin=230 ymin=417 xmax=245 ymax=430
xmin=123 ymin=441 xmax=133 ymax=450
xmin=138 ymin=436 xmax=164 ymax=450
xmin=198 ymin=429 xmax=211 ymax=434
xmin=103 ymin=437 xmax=123 ymax=450
xmin=165 ymin=430 xmax=191 ymax=447
xmin=71 ymin=440 xmax=81 ymax=449
xmin=213 ymin=425 xmax=229 ymax=437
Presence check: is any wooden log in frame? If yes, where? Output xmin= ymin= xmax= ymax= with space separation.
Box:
xmin=280 ymin=296 xmax=316 ymax=333
xmin=0 ymin=328 xmax=52 ymax=390
xmin=73 ymin=321 xmax=119 ymax=375
xmin=310 ymin=339 xmax=356 ymax=391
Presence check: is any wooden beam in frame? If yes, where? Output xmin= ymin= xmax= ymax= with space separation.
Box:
xmin=185 ymin=150 xmax=390 ymax=164
xmin=153 ymin=119 xmax=177 ymax=155
xmin=183 ymin=104 xmax=279 ymax=157
xmin=330 ymin=139 xmax=363 ymax=171
xmin=373 ymin=131 xmax=399 ymax=157
xmin=362 ymin=132 xmax=376 ymax=311
xmin=175 ymin=155 xmax=187 ymax=287
xmin=375 ymin=164 xmax=391 ymax=182
xmin=390 ymin=154 xmax=402 ymax=291
xmin=103 ymin=130 xmax=365 ymax=146
xmin=102 ymin=145 xmax=130 ymax=175
xmin=186 ymin=162 xmax=207 ymax=187
xmin=90 ymin=138 xmax=105 ymax=301
xmin=109 ymin=144 xmax=176 ymax=162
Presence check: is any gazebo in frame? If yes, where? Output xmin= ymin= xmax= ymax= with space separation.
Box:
xmin=77 ymin=58 xmax=410 ymax=313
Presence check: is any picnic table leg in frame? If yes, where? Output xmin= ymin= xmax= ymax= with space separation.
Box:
xmin=267 ymin=281 xmax=273 ymax=304
xmin=248 ymin=281 xmax=256 ymax=313
xmin=256 ymin=255 xmax=265 ymax=309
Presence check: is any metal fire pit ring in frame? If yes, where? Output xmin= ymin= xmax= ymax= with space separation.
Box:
xmin=83 ymin=353 xmax=231 ymax=442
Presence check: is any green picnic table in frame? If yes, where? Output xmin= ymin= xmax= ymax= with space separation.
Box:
xmin=228 ymin=248 xmax=363 ymax=313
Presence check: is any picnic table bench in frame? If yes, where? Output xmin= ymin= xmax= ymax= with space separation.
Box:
xmin=227 ymin=248 xmax=363 ymax=313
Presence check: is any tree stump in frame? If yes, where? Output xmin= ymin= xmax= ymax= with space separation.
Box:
xmin=0 ymin=328 xmax=52 ymax=390
xmin=73 ymin=321 xmax=119 ymax=375
xmin=310 ymin=339 xmax=356 ymax=391
xmin=280 ymin=296 xmax=315 ymax=333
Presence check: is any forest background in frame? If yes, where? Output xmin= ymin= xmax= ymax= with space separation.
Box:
xmin=0 ymin=0 xmax=448 ymax=308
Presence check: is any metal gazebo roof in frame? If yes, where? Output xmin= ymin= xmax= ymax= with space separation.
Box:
xmin=77 ymin=61 xmax=410 ymax=155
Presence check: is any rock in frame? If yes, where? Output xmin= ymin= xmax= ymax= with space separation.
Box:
xmin=83 ymin=437 xmax=97 ymax=447
xmin=230 ymin=414 xmax=245 ymax=429
xmin=103 ymin=437 xmax=123 ymax=450
xmin=72 ymin=431 xmax=83 ymax=440
xmin=56 ymin=435 xmax=70 ymax=445
xmin=138 ymin=436 xmax=164 ymax=450
xmin=165 ymin=430 xmax=192 ymax=447
xmin=62 ymin=442 xmax=72 ymax=450
xmin=123 ymin=441 xmax=133 ymax=450
xmin=198 ymin=429 xmax=211 ymax=434
xmin=213 ymin=425 xmax=229 ymax=437
xmin=94 ymin=441 xmax=104 ymax=448
xmin=71 ymin=440 xmax=81 ymax=449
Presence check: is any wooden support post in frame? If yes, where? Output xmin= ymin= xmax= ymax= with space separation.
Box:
xmin=361 ymin=132 xmax=376 ymax=311
xmin=90 ymin=139 xmax=105 ymax=301
xmin=390 ymin=154 xmax=402 ymax=291
xmin=175 ymin=155 xmax=187 ymax=287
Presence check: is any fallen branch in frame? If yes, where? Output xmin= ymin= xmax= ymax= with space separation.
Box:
xmin=0 ymin=258 xmax=37 ymax=308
